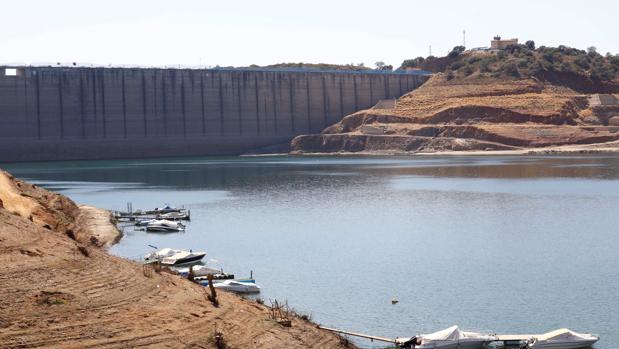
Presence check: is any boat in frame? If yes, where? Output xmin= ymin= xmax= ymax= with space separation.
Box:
xmin=144 ymin=248 xmax=206 ymax=265
xmin=176 ymin=265 xmax=235 ymax=279
xmin=211 ymin=280 xmax=261 ymax=294
xmin=396 ymin=325 xmax=497 ymax=349
xmin=524 ymin=328 xmax=599 ymax=349
xmin=153 ymin=204 xmax=182 ymax=214
xmin=135 ymin=219 xmax=155 ymax=226
xmin=145 ymin=219 xmax=185 ymax=232
xmin=156 ymin=211 xmax=190 ymax=221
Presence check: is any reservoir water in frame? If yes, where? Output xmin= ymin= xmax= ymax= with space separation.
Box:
xmin=3 ymin=155 xmax=618 ymax=348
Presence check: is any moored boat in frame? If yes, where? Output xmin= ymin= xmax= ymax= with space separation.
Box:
xmin=176 ymin=265 xmax=235 ymax=280
xmin=144 ymin=248 xmax=206 ymax=265
xmin=396 ymin=325 xmax=497 ymax=349
xmin=156 ymin=211 xmax=190 ymax=221
xmin=146 ymin=219 xmax=185 ymax=232
xmin=524 ymin=328 xmax=599 ymax=349
xmin=211 ymin=280 xmax=261 ymax=294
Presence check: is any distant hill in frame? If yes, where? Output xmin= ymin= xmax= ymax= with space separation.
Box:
xmin=247 ymin=62 xmax=372 ymax=71
xmin=400 ymin=43 xmax=619 ymax=88
xmin=290 ymin=43 xmax=619 ymax=155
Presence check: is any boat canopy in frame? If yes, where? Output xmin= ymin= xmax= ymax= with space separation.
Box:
xmin=536 ymin=328 xmax=594 ymax=341
xmin=421 ymin=326 xmax=464 ymax=341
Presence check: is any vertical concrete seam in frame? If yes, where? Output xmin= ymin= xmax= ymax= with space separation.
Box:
xmin=79 ymin=70 xmax=86 ymax=138
xmin=254 ymin=75 xmax=260 ymax=136
xmin=305 ymin=74 xmax=311 ymax=133
xmin=321 ymin=74 xmax=328 ymax=129
xmin=142 ymin=70 xmax=147 ymax=137
xmin=100 ymin=70 xmax=107 ymax=138
xmin=218 ymin=74 xmax=224 ymax=135
xmin=237 ymin=73 xmax=243 ymax=136
xmin=121 ymin=70 xmax=127 ymax=138
xmin=181 ymin=71 xmax=187 ymax=137
xmin=58 ymin=73 xmax=64 ymax=139
xmin=35 ymin=70 xmax=41 ymax=140
xmin=200 ymin=72 xmax=206 ymax=135
xmin=289 ymin=76 xmax=295 ymax=133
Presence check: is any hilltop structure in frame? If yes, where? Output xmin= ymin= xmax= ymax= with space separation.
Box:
xmin=491 ymin=36 xmax=518 ymax=50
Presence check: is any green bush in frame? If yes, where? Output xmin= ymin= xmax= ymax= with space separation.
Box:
xmin=448 ymin=46 xmax=466 ymax=59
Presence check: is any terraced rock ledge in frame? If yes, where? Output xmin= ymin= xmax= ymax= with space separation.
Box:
xmin=0 ymin=170 xmax=349 ymax=348
xmin=291 ymin=74 xmax=619 ymax=155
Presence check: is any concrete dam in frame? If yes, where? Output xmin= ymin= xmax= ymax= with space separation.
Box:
xmin=0 ymin=67 xmax=428 ymax=162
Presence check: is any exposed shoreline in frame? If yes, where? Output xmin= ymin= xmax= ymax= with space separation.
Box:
xmin=0 ymin=170 xmax=351 ymax=348
xmin=287 ymin=140 xmax=619 ymax=157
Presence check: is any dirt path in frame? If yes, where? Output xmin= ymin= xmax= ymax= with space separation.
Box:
xmin=0 ymin=170 xmax=351 ymax=348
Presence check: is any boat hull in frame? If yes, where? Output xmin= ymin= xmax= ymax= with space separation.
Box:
xmin=417 ymin=340 xmax=491 ymax=349
xmin=529 ymin=339 xmax=598 ymax=349
xmin=162 ymin=254 xmax=206 ymax=265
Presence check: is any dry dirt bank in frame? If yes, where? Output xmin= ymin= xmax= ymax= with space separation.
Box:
xmin=0 ymin=170 xmax=350 ymax=348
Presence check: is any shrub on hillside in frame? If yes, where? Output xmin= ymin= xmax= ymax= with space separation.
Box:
xmin=448 ymin=46 xmax=466 ymax=59
xmin=399 ymin=56 xmax=425 ymax=70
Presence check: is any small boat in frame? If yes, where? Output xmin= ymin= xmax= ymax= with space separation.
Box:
xmin=396 ymin=326 xmax=497 ymax=349
xmin=156 ymin=211 xmax=190 ymax=221
xmin=211 ymin=280 xmax=261 ymax=294
xmin=144 ymin=248 xmax=206 ymax=265
xmin=146 ymin=219 xmax=185 ymax=232
xmin=525 ymin=328 xmax=599 ymax=349
xmin=176 ymin=265 xmax=235 ymax=279
xmin=153 ymin=204 xmax=182 ymax=214
xmin=135 ymin=219 xmax=155 ymax=226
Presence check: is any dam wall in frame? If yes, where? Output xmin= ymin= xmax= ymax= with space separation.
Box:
xmin=0 ymin=67 xmax=428 ymax=162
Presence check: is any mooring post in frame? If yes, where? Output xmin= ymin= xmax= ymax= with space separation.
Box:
xmin=207 ymin=273 xmax=219 ymax=307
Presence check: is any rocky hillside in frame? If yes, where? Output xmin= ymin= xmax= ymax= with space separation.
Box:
xmin=0 ymin=170 xmax=350 ymax=348
xmin=291 ymin=45 xmax=619 ymax=154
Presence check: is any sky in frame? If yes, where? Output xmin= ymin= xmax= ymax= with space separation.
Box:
xmin=1 ymin=0 xmax=617 ymax=68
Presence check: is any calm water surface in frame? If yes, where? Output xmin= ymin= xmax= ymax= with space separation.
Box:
xmin=4 ymin=155 xmax=618 ymax=348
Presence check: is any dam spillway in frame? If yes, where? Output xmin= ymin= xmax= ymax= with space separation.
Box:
xmin=0 ymin=67 xmax=428 ymax=162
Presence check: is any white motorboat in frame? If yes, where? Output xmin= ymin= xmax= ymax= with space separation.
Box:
xmin=135 ymin=219 xmax=155 ymax=226
xmin=396 ymin=325 xmax=497 ymax=349
xmin=156 ymin=211 xmax=190 ymax=221
xmin=176 ymin=265 xmax=235 ymax=279
xmin=525 ymin=328 xmax=599 ymax=349
xmin=146 ymin=219 xmax=185 ymax=232
xmin=144 ymin=248 xmax=206 ymax=265
xmin=211 ymin=280 xmax=261 ymax=294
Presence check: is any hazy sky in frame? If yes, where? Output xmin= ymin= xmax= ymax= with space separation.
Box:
xmin=1 ymin=0 xmax=617 ymax=68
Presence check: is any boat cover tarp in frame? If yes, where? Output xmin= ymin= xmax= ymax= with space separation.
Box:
xmin=536 ymin=328 xmax=594 ymax=341
xmin=421 ymin=325 xmax=464 ymax=341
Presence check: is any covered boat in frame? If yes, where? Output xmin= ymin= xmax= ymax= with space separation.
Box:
xmin=525 ymin=328 xmax=599 ymax=349
xmin=396 ymin=325 xmax=497 ymax=349
xmin=212 ymin=280 xmax=261 ymax=294
xmin=175 ymin=265 xmax=235 ymax=280
xmin=146 ymin=219 xmax=185 ymax=232
xmin=156 ymin=211 xmax=190 ymax=221
xmin=144 ymin=248 xmax=206 ymax=265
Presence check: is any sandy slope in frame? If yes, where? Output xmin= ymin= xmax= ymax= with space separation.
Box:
xmin=0 ymin=170 xmax=350 ymax=348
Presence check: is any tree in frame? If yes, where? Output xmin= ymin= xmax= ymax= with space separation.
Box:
xmin=587 ymin=46 xmax=597 ymax=57
xmin=448 ymin=46 xmax=466 ymax=59
xmin=374 ymin=61 xmax=385 ymax=70
xmin=525 ymin=40 xmax=535 ymax=50
xmin=399 ymin=57 xmax=425 ymax=69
